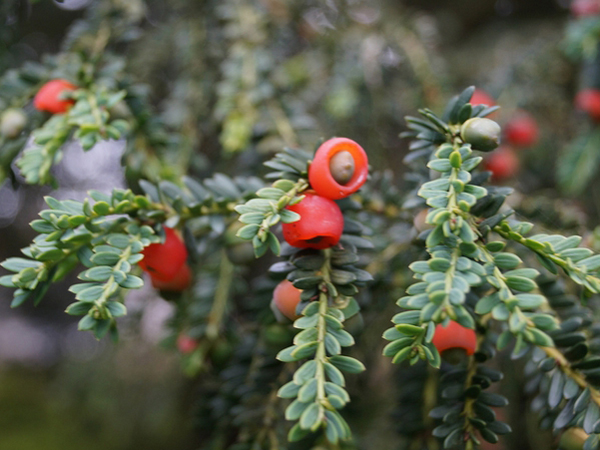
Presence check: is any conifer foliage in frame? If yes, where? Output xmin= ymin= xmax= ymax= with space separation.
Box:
xmin=3 ymin=2 xmax=600 ymax=449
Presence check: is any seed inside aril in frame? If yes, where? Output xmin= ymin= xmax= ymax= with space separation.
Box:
xmin=329 ymin=151 xmax=355 ymax=185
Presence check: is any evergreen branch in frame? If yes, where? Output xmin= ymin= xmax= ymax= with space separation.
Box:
xmin=474 ymin=241 xmax=558 ymax=355
xmin=431 ymin=353 xmax=511 ymax=449
xmin=493 ymin=222 xmax=600 ymax=293
xmin=276 ymin=248 xmax=365 ymax=443
xmin=236 ymin=147 xmax=312 ymax=257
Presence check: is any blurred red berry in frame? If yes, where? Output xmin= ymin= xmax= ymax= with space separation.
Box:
xmin=575 ymin=89 xmax=600 ymax=121
xmin=484 ymin=146 xmax=520 ymax=181
xmin=470 ymin=89 xmax=496 ymax=107
xmin=33 ymin=79 xmax=77 ymax=114
xmin=150 ymin=264 xmax=192 ymax=292
xmin=308 ymin=137 xmax=368 ymax=200
xmin=432 ymin=321 xmax=477 ymax=356
xmin=282 ymin=193 xmax=344 ymax=249
xmin=504 ymin=112 xmax=539 ymax=148
xmin=176 ymin=334 xmax=198 ymax=354
xmin=571 ymin=0 xmax=600 ymax=18
xmin=139 ymin=227 xmax=188 ymax=282
xmin=272 ymin=279 xmax=302 ymax=320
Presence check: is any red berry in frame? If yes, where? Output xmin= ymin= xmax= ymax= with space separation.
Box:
xmin=431 ymin=321 xmax=477 ymax=356
xmin=273 ymin=279 xmax=302 ymax=320
xmin=571 ymin=0 xmax=600 ymax=17
xmin=33 ymin=79 xmax=77 ymax=114
xmin=575 ymin=89 xmax=600 ymax=122
xmin=150 ymin=263 xmax=192 ymax=292
xmin=176 ymin=334 xmax=198 ymax=354
xmin=139 ymin=227 xmax=188 ymax=282
xmin=504 ymin=112 xmax=539 ymax=148
xmin=282 ymin=193 xmax=344 ymax=249
xmin=308 ymin=137 xmax=368 ymax=200
xmin=470 ymin=89 xmax=496 ymax=108
xmin=484 ymin=146 xmax=520 ymax=181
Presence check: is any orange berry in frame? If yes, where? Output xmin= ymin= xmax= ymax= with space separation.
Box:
xmin=33 ymin=79 xmax=77 ymax=114
xmin=431 ymin=321 xmax=477 ymax=356
xmin=176 ymin=334 xmax=198 ymax=354
xmin=272 ymin=279 xmax=302 ymax=321
xmin=575 ymin=89 xmax=600 ymax=122
xmin=150 ymin=264 xmax=192 ymax=292
xmin=139 ymin=227 xmax=188 ymax=282
xmin=282 ymin=193 xmax=344 ymax=249
xmin=571 ymin=0 xmax=600 ymax=18
xmin=504 ymin=112 xmax=539 ymax=148
xmin=470 ymin=89 xmax=496 ymax=108
xmin=308 ymin=137 xmax=368 ymax=200
xmin=484 ymin=146 xmax=520 ymax=181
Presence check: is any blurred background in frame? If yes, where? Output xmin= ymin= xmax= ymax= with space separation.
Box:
xmin=1 ymin=0 xmax=599 ymax=449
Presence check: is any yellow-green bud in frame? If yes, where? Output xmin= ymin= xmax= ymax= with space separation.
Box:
xmin=559 ymin=428 xmax=587 ymax=450
xmin=0 ymin=109 xmax=27 ymax=139
xmin=460 ymin=118 xmax=501 ymax=152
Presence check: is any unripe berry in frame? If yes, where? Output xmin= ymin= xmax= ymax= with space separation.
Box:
xmin=571 ymin=0 xmax=600 ymax=18
xmin=470 ymin=89 xmax=496 ymax=107
xmin=264 ymin=323 xmax=296 ymax=345
xmin=150 ymin=263 xmax=192 ymax=292
xmin=460 ymin=118 xmax=501 ymax=152
xmin=575 ymin=89 xmax=600 ymax=122
xmin=431 ymin=321 xmax=477 ymax=357
xmin=139 ymin=227 xmax=188 ymax=282
xmin=504 ymin=112 xmax=539 ymax=148
xmin=282 ymin=193 xmax=344 ymax=249
xmin=308 ymin=137 xmax=368 ymax=200
xmin=272 ymin=279 xmax=302 ymax=321
xmin=33 ymin=79 xmax=77 ymax=114
xmin=559 ymin=428 xmax=587 ymax=450
xmin=0 ymin=109 xmax=27 ymax=138
xmin=176 ymin=334 xmax=198 ymax=354
xmin=484 ymin=146 xmax=520 ymax=181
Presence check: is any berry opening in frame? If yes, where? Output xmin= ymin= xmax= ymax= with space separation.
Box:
xmin=431 ymin=321 xmax=477 ymax=356
xmin=308 ymin=137 xmax=368 ymax=200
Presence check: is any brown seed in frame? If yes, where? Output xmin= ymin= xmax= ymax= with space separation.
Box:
xmin=329 ymin=151 xmax=355 ymax=185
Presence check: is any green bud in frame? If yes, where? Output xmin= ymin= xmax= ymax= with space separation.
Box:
xmin=0 ymin=109 xmax=27 ymax=139
xmin=460 ymin=118 xmax=501 ymax=152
